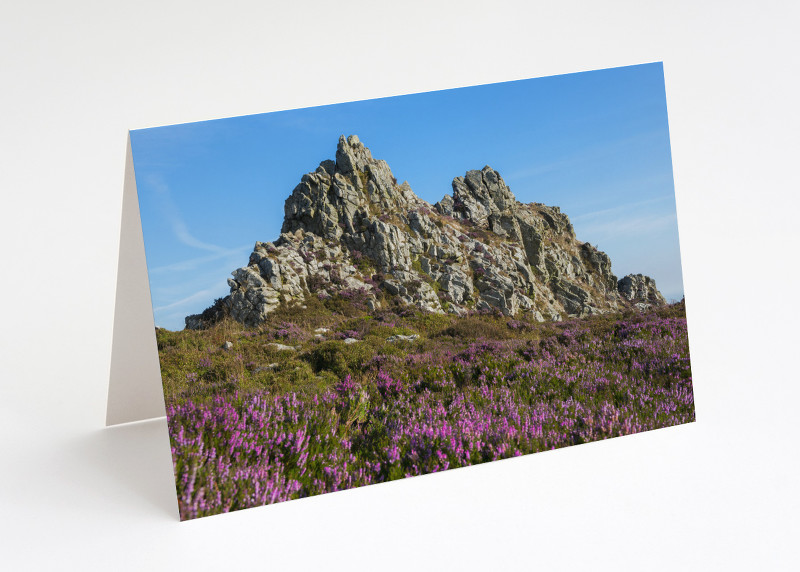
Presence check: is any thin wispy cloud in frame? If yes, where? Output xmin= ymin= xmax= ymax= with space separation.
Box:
xmin=504 ymin=130 xmax=667 ymax=184
xmin=577 ymin=212 xmax=677 ymax=240
xmin=154 ymin=287 xmax=218 ymax=313
xmin=149 ymin=244 xmax=253 ymax=274
xmin=504 ymin=158 xmax=574 ymax=181
xmin=170 ymin=220 xmax=227 ymax=253
xmin=571 ymin=195 xmax=673 ymax=222
xmin=146 ymin=174 xmax=229 ymax=253
xmin=143 ymin=174 xmax=251 ymax=328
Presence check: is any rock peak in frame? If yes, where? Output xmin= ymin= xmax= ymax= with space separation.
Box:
xmin=457 ymin=165 xmax=517 ymax=210
xmin=433 ymin=165 xmax=520 ymax=238
xmin=282 ymin=135 xmax=414 ymax=241
xmin=335 ymin=134 xmax=373 ymax=174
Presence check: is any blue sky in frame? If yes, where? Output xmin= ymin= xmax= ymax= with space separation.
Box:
xmin=131 ymin=62 xmax=684 ymax=331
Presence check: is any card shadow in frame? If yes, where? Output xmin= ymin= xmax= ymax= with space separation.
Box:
xmin=66 ymin=418 xmax=179 ymax=520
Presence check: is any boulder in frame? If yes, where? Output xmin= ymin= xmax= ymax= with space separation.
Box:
xmin=387 ymin=334 xmax=420 ymax=342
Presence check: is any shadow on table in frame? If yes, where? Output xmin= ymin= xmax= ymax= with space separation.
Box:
xmin=66 ymin=418 xmax=178 ymax=520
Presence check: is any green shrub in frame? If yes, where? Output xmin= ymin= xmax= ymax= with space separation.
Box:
xmin=411 ymin=312 xmax=451 ymax=336
xmin=355 ymin=255 xmax=375 ymax=275
xmin=305 ymin=340 xmax=373 ymax=377
xmin=436 ymin=317 xmax=510 ymax=340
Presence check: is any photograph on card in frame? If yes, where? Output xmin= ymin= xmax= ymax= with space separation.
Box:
xmin=131 ymin=62 xmax=694 ymax=520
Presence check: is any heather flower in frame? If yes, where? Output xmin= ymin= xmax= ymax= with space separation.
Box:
xmin=335 ymin=374 xmax=358 ymax=395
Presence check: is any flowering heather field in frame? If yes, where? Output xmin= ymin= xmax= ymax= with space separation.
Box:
xmin=158 ymin=298 xmax=694 ymax=520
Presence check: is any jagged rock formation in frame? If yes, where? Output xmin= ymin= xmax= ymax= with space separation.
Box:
xmin=186 ymin=135 xmax=666 ymax=329
xmin=618 ymin=274 xmax=667 ymax=310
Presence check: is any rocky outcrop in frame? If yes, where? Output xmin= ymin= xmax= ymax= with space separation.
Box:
xmin=618 ymin=274 xmax=668 ymax=309
xmin=185 ymin=135 xmax=666 ymax=329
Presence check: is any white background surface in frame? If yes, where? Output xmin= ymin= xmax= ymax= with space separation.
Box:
xmin=1 ymin=1 xmax=798 ymax=570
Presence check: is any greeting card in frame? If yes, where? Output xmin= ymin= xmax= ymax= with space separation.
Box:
xmin=109 ymin=62 xmax=694 ymax=520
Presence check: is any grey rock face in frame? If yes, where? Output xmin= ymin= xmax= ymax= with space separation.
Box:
xmin=185 ymin=135 xmax=667 ymax=329
xmin=618 ymin=274 xmax=667 ymax=307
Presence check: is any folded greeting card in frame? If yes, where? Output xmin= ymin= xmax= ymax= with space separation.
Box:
xmin=109 ymin=62 xmax=694 ymax=520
